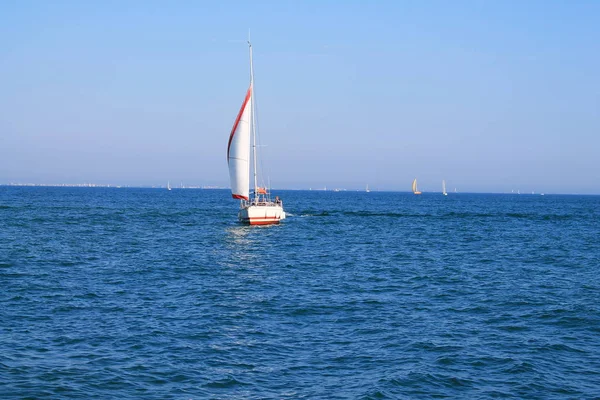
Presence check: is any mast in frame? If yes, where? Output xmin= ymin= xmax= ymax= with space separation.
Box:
xmin=248 ymin=40 xmax=258 ymax=201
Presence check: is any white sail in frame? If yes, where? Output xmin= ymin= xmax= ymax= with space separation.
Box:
xmin=412 ymin=178 xmax=422 ymax=194
xmin=227 ymin=86 xmax=252 ymax=200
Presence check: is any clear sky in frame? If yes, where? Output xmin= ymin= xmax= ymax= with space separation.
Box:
xmin=1 ymin=1 xmax=599 ymax=193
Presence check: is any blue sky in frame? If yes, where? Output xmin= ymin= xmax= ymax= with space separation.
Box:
xmin=1 ymin=1 xmax=599 ymax=193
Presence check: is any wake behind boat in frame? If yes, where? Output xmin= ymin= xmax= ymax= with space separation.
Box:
xmin=226 ymin=41 xmax=286 ymax=225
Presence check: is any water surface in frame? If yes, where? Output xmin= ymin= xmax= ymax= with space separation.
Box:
xmin=1 ymin=187 xmax=599 ymax=398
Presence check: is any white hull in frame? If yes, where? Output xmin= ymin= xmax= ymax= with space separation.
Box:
xmin=239 ymin=203 xmax=286 ymax=225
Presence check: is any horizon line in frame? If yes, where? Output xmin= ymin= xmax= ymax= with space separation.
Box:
xmin=2 ymin=183 xmax=599 ymax=196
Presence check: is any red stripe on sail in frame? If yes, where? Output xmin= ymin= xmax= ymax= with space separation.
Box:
xmin=232 ymin=194 xmax=249 ymax=200
xmin=227 ymin=86 xmax=252 ymax=162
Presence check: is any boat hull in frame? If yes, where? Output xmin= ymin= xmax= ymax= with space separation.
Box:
xmin=239 ymin=204 xmax=286 ymax=225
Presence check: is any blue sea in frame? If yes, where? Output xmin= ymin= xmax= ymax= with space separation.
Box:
xmin=1 ymin=187 xmax=600 ymax=399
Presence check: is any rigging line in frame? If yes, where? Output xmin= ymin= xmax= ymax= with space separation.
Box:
xmin=252 ymin=71 xmax=269 ymax=192
xmin=247 ymin=38 xmax=271 ymax=197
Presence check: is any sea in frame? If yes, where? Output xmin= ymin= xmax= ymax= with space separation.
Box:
xmin=1 ymin=186 xmax=599 ymax=399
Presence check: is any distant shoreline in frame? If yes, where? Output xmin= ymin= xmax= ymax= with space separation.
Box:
xmin=0 ymin=183 xmax=224 ymax=189
xmin=2 ymin=184 xmax=599 ymax=196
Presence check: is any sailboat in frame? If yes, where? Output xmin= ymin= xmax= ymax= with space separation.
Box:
xmin=227 ymin=40 xmax=286 ymax=225
xmin=167 ymin=181 xmax=171 ymax=191
xmin=366 ymin=184 xmax=370 ymax=193
xmin=442 ymin=180 xmax=447 ymax=196
xmin=412 ymin=179 xmax=422 ymax=195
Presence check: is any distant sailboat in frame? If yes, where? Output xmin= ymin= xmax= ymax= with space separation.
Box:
xmin=442 ymin=180 xmax=448 ymax=196
xmin=167 ymin=181 xmax=171 ymax=191
xmin=412 ymin=179 xmax=422 ymax=195
xmin=227 ymin=40 xmax=285 ymax=225
xmin=366 ymin=184 xmax=370 ymax=193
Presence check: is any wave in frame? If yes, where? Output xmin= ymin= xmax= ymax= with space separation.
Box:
xmin=444 ymin=211 xmax=575 ymax=220
xmin=299 ymin=210 xmax=332 ymax=217
xmin=202 ymin=375 xmax=250 ymax=389
xmin=298 ymin=210 xmax=575 ymax=219
xmin=343 ymin=211 xmax=434 ymax=218
xmin=299 ymin=210 xmax=435 ymax=218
